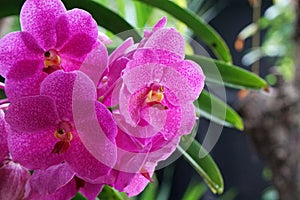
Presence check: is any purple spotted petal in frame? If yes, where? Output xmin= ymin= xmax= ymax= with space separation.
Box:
xmin=123 ymin=162 xmax=156 ymax=197
xmin=177 ymin=103 xmax=196 ymax=135
xmin=79 ymin=41 xmax=108 ymax=86
xmin=0 ymin=161 xmax=30 ymax=200
xmin=0 ymin=110 xmax=8 ymax=161
xmin=5 ymin=60 xmax=46 ymax=101
xmin=171 ymin=60 xmax=205 ymax=98
xmin=20 ymin=0 xmax=66 ymax=49
xmin=40 ymin=70 xmax=77 ymax=121
xmin=0 ymin=32 xmax=43 ymax=77
xmin=122 ymin=63 xmax=196 ymax=104
xmin=6 ymin=96 xmax=59 ymax=132
xmin=30 ymin=163 xmax=75 ymax=195
xmin=109 ymin=38 xmax=134 ymax=65
xmin=56 ymin=9 xmax=98 ymax=50
xmin=80 ymin=182 xmax=103 ymax=200
xmin=64 ymin=134 xmax=112 ymax=181
xmin=8 ymin=129 xmax=64 ymax=170
xmin=72 ymin=71 xmax=117 ymax=170
xmin=144 ymin=28 xmax=185 ymax=59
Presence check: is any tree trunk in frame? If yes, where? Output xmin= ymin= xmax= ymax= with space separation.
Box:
xmin=238 ymin=1 xmax=300 ymax=199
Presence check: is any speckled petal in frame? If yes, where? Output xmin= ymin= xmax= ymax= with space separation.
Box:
xmin=0 ymin=161 xmax=31 ymax=200
xmin=123 ymin=162 xmax=156 ymax=197
xmin=177 ymin=103 xmax=196 ymax=135
xmin=20 ymin=0 xmax=67 ymax=49
xmin=122 ymin=63 xmax=196 ymax=104
xmin=40 ymin=70 xmax=77 ymax=121
xmin=79 ymin=41 xmax=108 ymax=86
xmin=171 ymin=60 xmax=205 ymax=98
xmin=0 ymin=32 xmax=43 ymax=77
xmin=144 ymin=28 xmax=185 ymax=59
xmin=80 ymin=182 xmax=103 ymax=200
xmin=8 ymin=129 xmax=64 ymax=170
xmin=109 ymin=38 xmax=134 ymax=65
xmin=64 ymin=134 xmax=113 ymax=182
xmin=6 ymin=96 xmax=59 ymax=132
xmin=0 ymin=110 xmax=8 ymax=162
xmin=56 ymin=9 xmax=98 ymax=50
xmin=5 ymin=60 xmax=46 ymax=101
xmin=30 ymin=163 xmax=75 ymax=195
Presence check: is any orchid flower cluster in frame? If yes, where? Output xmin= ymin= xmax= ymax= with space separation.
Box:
xmin=0 ymin=0 xmax=205 ymax=199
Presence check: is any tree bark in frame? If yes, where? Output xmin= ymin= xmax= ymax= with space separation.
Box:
xmin=238 ymin=1 xmax=300 ymax=199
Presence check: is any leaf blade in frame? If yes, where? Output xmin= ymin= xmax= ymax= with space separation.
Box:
xmin=197 ymin=90 xmax=244 ymax=130
xmin=178 ymin=139 xmax=224 ymax=195
xmin=187 ymin=54 xmax=268 ymax=89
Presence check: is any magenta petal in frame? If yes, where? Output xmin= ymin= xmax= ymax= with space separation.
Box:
xmin=5 ymin=60 xmax=46 ymax=101
xmin=178 ymin=103 xmax=196 ymax=135
xmin=30 ymin=163 xmax=75 ymax=195
xmin=56 ymin=9 xmax=98 ymax=51
xmin=0 ymin=110 xmax=8 ymax=161
xmin=124 ymin=163 xmax=156 ymax=197
xmin=171 ymin=60 xmax=205 ymax=98
xmin=80 ymin=182 xmax=103 ymax=200
xmin=109 ymin=37 xmax=134 ymax=65
xmin=0 ymin=32 xmax=43 ymax=77
xmin=8 ymin=129 xmax=64 ymax=170
xmin=64 ymin=135 xmax=112 ymax=181
xmin=0 ymin=161 xmax=30 ymax=200
xmin=153 ymin=16 xmax=167 ymax=31
xmin=40 ymin=70 xmax=77 ymax=121
xmin=6 ymin=96 xmax=58 ymax=132
xmin=144 ymin=28 xmax=185 ymax=59
xmin=20 ymin=0 xmax=66 ymax=49
xmin=79 ymin=41 xmax=108 ymax=86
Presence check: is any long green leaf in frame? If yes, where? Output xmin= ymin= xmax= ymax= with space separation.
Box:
xmin=197 ymin=90 xmax=244 ymax=130
xmin=178 ymin=139 xmax=224 ymax=195
xmin=62 ymin=0 xmax=141 ymax=42
xmin=187 ymin=54 xmax=268 ymax=89
xmin=182 ymin=182 xmax=206 ymax=200
xmin=135 ymin=0 xmax=232 ymax=63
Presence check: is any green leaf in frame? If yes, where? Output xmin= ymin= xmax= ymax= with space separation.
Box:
xmin=135 ymin=0 xmax=232 ymax=63
xmin=139 ymin=175 xmax=158 ymax=200
xmin=197 ymin=90 xmax=244 ymax=130
xmin=182 ymin=182 xmax=206 ymax=200
xmin=134 ymin=1 xmax=153 ymax=28
xmin=98 ymin=185 xmax=126 ymax=200
xmin=62 ymin=0 xmax=141 ymax=42
xmin=178 ymin=139 xmax=224 ymax=195
xmin=186 ymin=54 xmax=268 ymax=89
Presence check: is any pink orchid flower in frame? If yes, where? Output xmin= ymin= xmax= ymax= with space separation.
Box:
xmin=6 ymin=70 xmax=117 ymax=182
xmin=27 ymin=163 xmax=102 ymax=200
xmin=0 ymin=110 xmax=31 ymax=200
xmin=97 ymin=17 xmax=205 ymax=196
xmin=0 ymin=0 xmax=105 ymax=101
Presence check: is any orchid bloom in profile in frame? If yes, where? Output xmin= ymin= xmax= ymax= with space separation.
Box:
xmin=0 ymin=0 xmax=106 ymax=101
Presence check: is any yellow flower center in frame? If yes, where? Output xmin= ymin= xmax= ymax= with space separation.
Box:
xmin=52 ymin=121 xmax=73 ymax=154
xmin=43 ymin=50 xmax=62 ymax=74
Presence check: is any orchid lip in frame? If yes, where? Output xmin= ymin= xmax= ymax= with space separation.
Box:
xmin=43 ymin=49 xmax=62 ymax=74
xmin=52 ymin=121 xmax=73 ymax=154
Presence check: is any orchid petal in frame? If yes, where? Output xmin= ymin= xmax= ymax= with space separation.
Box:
xmin=0 ymin=110 xmax=8 ymax=161
xmin=171 ymin=60 xmax=205 ymax=98
xmin=109 ymin=37 xmax=134 ymax=65
xmin=8 ymin=129 xmax=63 ymax=170
xmin=5 ymin=60 xmax=46 ymax=101
xmin=56 ymin=8 xmax=98 ymax=51
xmin=30 ymin=163 xmax=75 ymax=195
xmin=79 ymin=41 xmax=108 ymax=86
xmin=144 ymin=28 xmax=185 ymax=59
xmin=0 ymin=161 xmax=30 ymax=200
xmin=20 ymin=0 xmax=67 ymax=49
xmin=6 ymin=96 xmax=58 ymax=132
xmin=0 ymin=32 xmax=43 ymax=77
xmin=80 ymin=182 xmax=103 ymax=200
